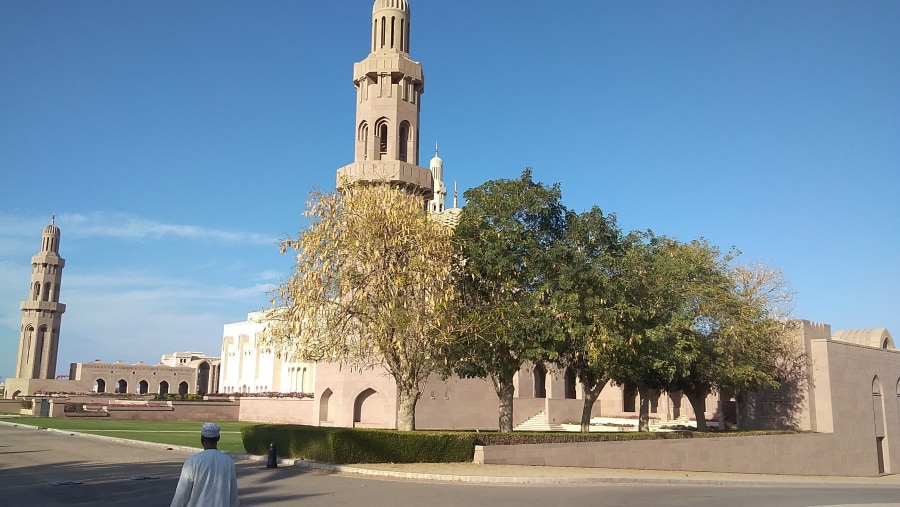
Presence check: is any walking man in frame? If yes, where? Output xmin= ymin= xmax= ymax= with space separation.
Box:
xmin=171 ymin=423 xmax=240 ymax=507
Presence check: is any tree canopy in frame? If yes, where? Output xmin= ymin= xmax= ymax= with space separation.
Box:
xmin=263 ymin=184 xmax=461 ymax=431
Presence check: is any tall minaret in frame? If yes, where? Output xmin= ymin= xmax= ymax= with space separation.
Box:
xmin=16 ymin=216 xmax=67 ymax=379
xmin=428 ymin=143 xmax=446 ymax=213
xmin=336 ymin=0 xmax=434 ymax=200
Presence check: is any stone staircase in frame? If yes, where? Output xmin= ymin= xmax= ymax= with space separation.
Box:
xmin=514 ymin=411 xmax=566 ymax=432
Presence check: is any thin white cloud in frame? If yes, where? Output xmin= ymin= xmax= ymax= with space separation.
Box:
xmin=0 ymin=212 xmax=277 ymax=247
xmin=61 ymin=212 xmax=277 ymax=245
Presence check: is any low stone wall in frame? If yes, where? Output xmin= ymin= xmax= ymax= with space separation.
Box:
xmin=0 ymin=399 xmax=22 ymax=414
xmin=475 ymin=432 xmax=877 ymax=477
xmin=238 ymin=398 xmax=315 ymax=424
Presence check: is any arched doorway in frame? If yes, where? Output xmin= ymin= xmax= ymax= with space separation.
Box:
xmin=197 ymin=362 xmax=210 ymax=395
xmin=533 ymin=364 xmax=547 ymax=398
xmin=319 ymin=388 xmax=332 ymax=423
xmin=116 ymin=379 xmax=128 ymax=394
xmin=178 ymin=381 xmax=189 ymax=395
xmin=564 ymin=367 xmax=577 ymax=399
xmin=94 ymin=379 xmax=106 ymax=393
xmin=353 ymin=388 xmax=377 ymax=425
xmin=159 ymin=381 xmax=169 ymax=396
xmin=138 ymin=380 xmax=149 ymax=395
xmin=873 ymin=376 xmax=890 ymax=474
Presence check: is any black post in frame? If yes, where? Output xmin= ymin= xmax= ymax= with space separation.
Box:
xmin=266 ymin=442 xmax=277 ymax=469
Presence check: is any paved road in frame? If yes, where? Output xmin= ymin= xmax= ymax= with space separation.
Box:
xmin=2 ymin=423 xmax=900 ymax=507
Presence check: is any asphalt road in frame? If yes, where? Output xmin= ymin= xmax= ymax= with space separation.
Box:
xmin=2 ymin=423 xmax=900 ymax=507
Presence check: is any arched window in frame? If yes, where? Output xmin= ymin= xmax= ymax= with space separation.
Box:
xmin=94 ymin=379 xmax=106 ymax=393
xmin=33 ymin=282 xmax=40 ymax=301
xmin=380 ymin=16 xmax=386 ymax=48
xmin=390 ymin=16 xmax=395 ymax=48
xmin=400 ymin=19 xmax=405 ymax=51
xmin=374 ymin=119 xmax=389 ymax=160
xmin=138 ymin=380 xmax=149 ymax=394
xmin=159 ymin=381 xmax=169 ymax=395
xmin=399 ymin=123 xmax=409 ymax=162
xmin=43 ymin=282 xmax=51 ymax=301
xmin=117 ymin=379 xmax=128 ymax=394
xmin=358 ymin=121 xmax=369 ymax=160
xmin=179 ymin=381 xmax=189 ymax=395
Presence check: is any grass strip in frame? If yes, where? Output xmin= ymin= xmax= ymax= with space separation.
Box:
xmin=9 ymin=417 xmax=250 ymax=454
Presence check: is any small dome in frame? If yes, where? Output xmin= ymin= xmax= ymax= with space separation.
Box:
xmin=429 ymin=144 xmax=443 ymax=168
xmin=43 ymin=215 xmax=60 ymax=236
xmin=373 ymin=0 xmax=409 ymax=13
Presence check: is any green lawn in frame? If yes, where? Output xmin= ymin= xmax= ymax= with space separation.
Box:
xmin=9 ymin=418 xmax=253 ymax=454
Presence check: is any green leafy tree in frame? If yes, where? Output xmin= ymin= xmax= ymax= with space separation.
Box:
xmin=263 ymin=185 xmax=461 ymax=431
xmin=449 ymin=169 xmax=568 ymax=432
xmin=550 ymin=207 xmax=627 ymax=432
xmin=603 ymin=233 xmax=705 ymax=432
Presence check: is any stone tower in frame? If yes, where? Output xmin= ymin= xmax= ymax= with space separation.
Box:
xmin=336 ymin=0 xmax=434 ymax=200
xmin=16 ymin=216 xmax=66 ymax=379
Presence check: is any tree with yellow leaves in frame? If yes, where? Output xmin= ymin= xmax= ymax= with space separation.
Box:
xmin=263 ymin=184 xmax=460 ymax=431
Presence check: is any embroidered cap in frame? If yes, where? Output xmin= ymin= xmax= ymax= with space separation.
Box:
xmin=200 ymin=423 xmax=221 ymax=438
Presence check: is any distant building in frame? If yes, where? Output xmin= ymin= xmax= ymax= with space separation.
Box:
xmin=69 ymin=352 xmax=220 ymax=396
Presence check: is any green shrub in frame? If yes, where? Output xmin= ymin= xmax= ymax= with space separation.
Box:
xmin=21 ymin=400 xmax=33 ymax=409
xmin=241 ymin=425 xmax=476 ymax=464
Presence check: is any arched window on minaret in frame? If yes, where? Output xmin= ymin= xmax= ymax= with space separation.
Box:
xmin=43 ymin=282 xmax=51 ymax=302
xmin=33 ymin=282 xmax=40 ymax=301
xmin=400 ymin=19 xmax=405 ymax=52
xmin=399 ymin=122 xmax=409 ymax=162
xmin=357 ymin=121 xmax=369 ymax=161
xmin=372 ymin=19 xmax=377 ymax=52
xmin=381 ymin=16 xmax=386 ymax=48
xmin=375 ymin=119 xmax=389 ymax=160
xmin=390 ymin=16 xmax=395 ymax=48
xmin=54 ymin=285 xmax=60 ymax=302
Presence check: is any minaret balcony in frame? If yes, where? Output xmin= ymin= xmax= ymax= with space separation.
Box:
xmin=354 ymin=56 xmax=423 ymax=83
xmin=20 ymin=300 xmax=66 ymax=314
xmin=337 ymin=161 xmax=434 ymax=199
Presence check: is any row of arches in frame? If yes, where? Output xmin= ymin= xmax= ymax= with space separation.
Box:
xmin=93 ymin=378 xmax=189 ymax=396
xmin=531 ymin=364 xmax=578 ymax=400
xmin=357 ymin=118 xmax=415 ymax=163
xmin=31 ymin=281 xmax=61 ymax=302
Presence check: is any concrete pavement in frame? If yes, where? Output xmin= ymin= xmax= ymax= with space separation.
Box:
xmin=6 ymin=419 xmax=900 ymax=487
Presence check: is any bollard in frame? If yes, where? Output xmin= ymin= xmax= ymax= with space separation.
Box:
xmin=266 ymin=442 xmax=278 ymax=469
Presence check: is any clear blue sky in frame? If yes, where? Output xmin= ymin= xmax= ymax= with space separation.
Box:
xmin=1 ymin=1 xmax=898 ymax=382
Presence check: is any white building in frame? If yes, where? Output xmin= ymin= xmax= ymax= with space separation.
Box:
xmin=220 ymin=311 xmax=315 ymax=394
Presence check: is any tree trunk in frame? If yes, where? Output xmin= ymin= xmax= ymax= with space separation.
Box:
xmin=580 ymin=379 xmax=606 ymax=433
xmin=396 ymin=384 xmax=420 ymax=431
xmin=685 ymin=390 xmax=709 ymax=432
xmin=493 ymin=373 xmax=516 ymax=433
xmin=637 ymin=386 xmax=652 ymax=432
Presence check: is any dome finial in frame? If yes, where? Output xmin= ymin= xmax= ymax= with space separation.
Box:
xmin=435 ymin=142 xmax=439 ymax=157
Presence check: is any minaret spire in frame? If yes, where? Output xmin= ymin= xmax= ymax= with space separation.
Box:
xmin=16 ymin=218 xmax=67 ymax=379
xmin=337 ymin=0 xmax=433 ymax=200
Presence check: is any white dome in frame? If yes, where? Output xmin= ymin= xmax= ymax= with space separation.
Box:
xmin=373 ymin=0 xmax=409 ymax=13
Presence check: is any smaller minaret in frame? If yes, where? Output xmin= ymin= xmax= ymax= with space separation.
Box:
xmin=16 ymin=216 xmax=67 ymax=379
xmin=428 ymin=144 xmax=446 ymax=213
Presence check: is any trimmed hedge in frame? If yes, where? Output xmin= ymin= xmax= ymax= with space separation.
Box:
xmin=241 ymin=424 xmax=476 ymax=464
xmin=242 ymin=424 xmax=802 ymax=464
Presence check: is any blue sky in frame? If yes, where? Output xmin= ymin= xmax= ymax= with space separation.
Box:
xmin=1 ymin=1 xmax=898 ymax=382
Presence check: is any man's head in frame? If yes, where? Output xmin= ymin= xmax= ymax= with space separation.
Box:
xmin=200 ymin=423 xmax=221 ymax=448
